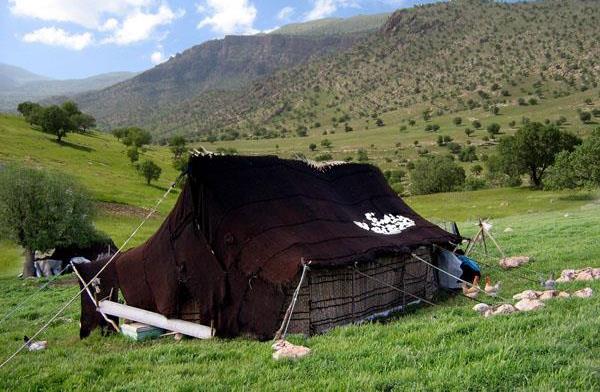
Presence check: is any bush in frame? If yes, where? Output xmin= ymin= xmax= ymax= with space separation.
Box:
xmin=409 ymin=156 xmax=466 ymax=195
xmin=357 ymin=149 xmax=369 ymax=162
xmin=579 ymin=111 xmax=592 ymax=123
xmin=464 ymin=177 xmax=488 ymax=191
xmin=472 ymin=120 xmax=482 ymax=129
xmin=545 ymin=128 xmax=600 ymax=189
xmin=459 ymin=146 xmax=478 ymax=162
xmin=453 ymin=117 xmax=462 ymax=126
xmin=487 ymin=123 xmax=501 ymax=136
xmin=314 ymin=153 xmax=333 ymax=162
xmin=447 ymin=142 xmax=462 ymax=154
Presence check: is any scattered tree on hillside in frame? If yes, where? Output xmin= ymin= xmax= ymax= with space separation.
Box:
xmin=453 ymin=117 xmax=462 ymax=126
xmin=579 ymin=111 xmax=592 ymax=123
xmin=41 ymin=105 xmax=73 ymax=142
xmin=465 ymin=128 xmax=474 ymax=137
xmin=487 ymin=123 xmax=501 ymax=137
xmin=0 ymin=166 xmax=100 ymax=277
xmin=493 ymin=122 xmax=581 ymax=188
xmin=127 ymin=148 xmax=139 ymax=164
xmin=137 ymin=160 xmax=162 ymax=185
xmin=309 ymin=143 xmax=317 ymax=151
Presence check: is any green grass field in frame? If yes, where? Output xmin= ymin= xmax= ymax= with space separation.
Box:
xmin=0 ymin=114 xmax=599 ymax=390
xmin=0 ymin=198 xmax=598 ymax=390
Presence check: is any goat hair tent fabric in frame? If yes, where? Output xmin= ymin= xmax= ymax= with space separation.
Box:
xmin=80 ymin=155 xmax=458 ymax=339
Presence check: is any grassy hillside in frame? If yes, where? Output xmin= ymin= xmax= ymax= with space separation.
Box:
xmin=270 ymin=13 xmax=390 ymax=36
xmin=71 ymin=0 xmax=600 ymax=140
xmin=0 ymin=198 xmax=598 ymax=390
xmin=0 ymin=114 xmax=598 ymax=389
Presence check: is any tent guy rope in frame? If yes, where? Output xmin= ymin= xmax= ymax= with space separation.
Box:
xmin=0 ymin=264 xmax=70 ymax=326
xmin=0 ymin=175 xmax=182 ymax=371
xmin=411 ymin=252 xmax=509 ymax=303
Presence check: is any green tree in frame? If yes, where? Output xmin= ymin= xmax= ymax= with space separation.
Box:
xmin=137 ymin=160 xmax=162 ymax=185
xmin=71 ymin=113 xmax=96 ymax=132
xmin=375 ymin=118 xmax=384 ymax=127
xmin=321 ymin=139 xmax=332 ymax=149
xmin=123 ymin=127 xmax=152 ymax=148
xmin=472 ymin=120 xmax=482 ymax=129
xmin=465 ymin=128 xmax=474 ymax=137
xmin=471 ymin=164 xmax=483 ymax=176
xmin=546 ymin=128 xmax=600 ymax=189
xmin=487 ymin=123 xmax=501 ymax=137
xmin=495 ymin=122 xmax=581 ymax=188
xmin=357 ymin=149 xmax=369 ymax=162
xmin=0 ymin=166 xmax=99 ymax=277
xmin=309 ymin=143 xmax=317 ymax=151
xmin=169 ymin=135 xmax=187 ymax=160
xmin=453 ymin=117 xmax=462 ymax=126
xmin=41 ymin=105 xmax=73 ymax=142
xmin=579 ymin=111 xmax=592 ymax=123
xmin=410 ymin=156 xmax=466 ymax=195
xmin=127 ymin=147 xmax=139 ymax=164
xmin=61 ymin=100 xmax=81 ymax=117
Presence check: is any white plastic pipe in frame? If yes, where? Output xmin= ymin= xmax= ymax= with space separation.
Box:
xmin=98 ymin=300 xmax=213 ymax=339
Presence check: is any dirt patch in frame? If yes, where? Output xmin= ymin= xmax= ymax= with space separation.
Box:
xmin=97 ymin=202 xmax=159 ymax=219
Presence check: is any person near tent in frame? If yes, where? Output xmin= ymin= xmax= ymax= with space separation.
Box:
xmin=454 ymin=249 xmax=481 ymax=284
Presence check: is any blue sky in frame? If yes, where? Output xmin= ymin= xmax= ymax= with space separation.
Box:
xmin=0 ymin=1 xmax=435 ymax=79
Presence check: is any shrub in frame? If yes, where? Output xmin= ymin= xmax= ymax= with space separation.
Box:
xmin=459 ymin=146 xmax=478 ymax=162
xmin=314 ymin=153 xmax=333 ymax=162
xmin=357 ymin=149 xmax=369 ymax=162
xmin=464 ymin=177 xmax=488 ymax=191
xmin=545 ymin=128 xmax=600 ymax=189
xmin=409 ymin=156 xmax=466 ymax=195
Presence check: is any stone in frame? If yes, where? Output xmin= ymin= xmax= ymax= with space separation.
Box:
xmin=557 ymin=291 xmax=570 ymax=298
xmin=272 ymin=340 xmax=311 ymax=361
xmin=514 ymin=298 xmax=545 ymax=312
xmin=473 ymin=303 xmax=491 ymax=314
xmin=503 ymin=227 xmax=513 ymax=233
xmin=572 ymin=288 xmax=593 ymax=298
xmin=513 ymin=290 xmax=539 ymax=300
xmin=538 ymin=290 xmax=557 ymax=301
xmin=499 ymin=256 xmax=530 ymax=269
xmin=575 ymin=270 xmax=594 ymax=281
xmin=491 ymin=304 xmax=517 ymax=316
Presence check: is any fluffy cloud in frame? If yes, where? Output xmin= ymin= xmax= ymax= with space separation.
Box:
xmin=22 ymin=27 xmax=93 ymax=50
xmin=103 ymin=5 xmax=183 ymax=45
xmin=277 ymin=6 xmax=294 ymax=21
xmin=196 ymin=0 xmax=258 ymax=35
xmin=304 ymin=0 xmax=359 ymax=21
xmin=150 ymin=50 xmax=167 ymax=64
xmin=10 ymin=0 xmax=183 ymax=48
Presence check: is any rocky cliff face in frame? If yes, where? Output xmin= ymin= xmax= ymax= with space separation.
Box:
xmin=72 ymin=33 xmax=363 ymax=132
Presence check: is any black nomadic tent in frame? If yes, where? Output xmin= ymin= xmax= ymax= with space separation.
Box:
xmin=80 ymin=155 xmax=457 ymax=339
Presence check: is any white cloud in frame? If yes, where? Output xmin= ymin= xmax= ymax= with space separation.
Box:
xmin=277 ymin=6 xmax=294 ymax=21
xmin=22 ymin=27 xmax=93 ymax=50
xmin=10 ymin=0 xmax=183 ymax=47
xmin=196 ymin=0 xmax=258 ymax=35
xmin=304 ymin=0 xmax=360 ymax=21
xmin=103 ymin=5 xmax=184 ymax=45
xmin=150 ymin=50 xmax=167 ymax=64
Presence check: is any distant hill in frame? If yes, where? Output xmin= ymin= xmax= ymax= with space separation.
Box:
xmin=0 ymin=65 xmax=137 ymax=112
xmin=0 ymin=63 xmax=50 ymax=90
xmin=69 ymin=33 xmax=363 ymax=133
xmin=269 ymin=13 xmax=390 ymax=36
xmin=69 ymin=0 xmax=600 ymax=139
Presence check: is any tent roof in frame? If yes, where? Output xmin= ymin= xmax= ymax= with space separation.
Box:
xmin=185 ymin=155 xmax=457 ymax=283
